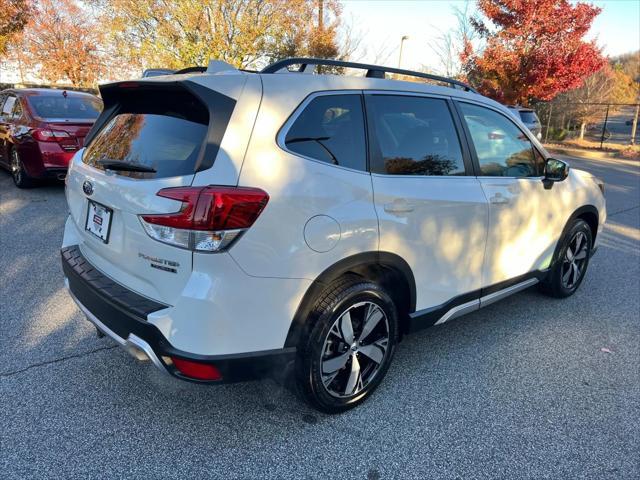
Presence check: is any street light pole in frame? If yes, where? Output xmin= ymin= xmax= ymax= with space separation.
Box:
xmin=398 ymin=35 xmax=409 ymax=68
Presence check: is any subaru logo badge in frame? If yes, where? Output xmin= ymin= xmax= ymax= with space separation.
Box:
xmin=83 ymin=180 xmax=94 ymax=196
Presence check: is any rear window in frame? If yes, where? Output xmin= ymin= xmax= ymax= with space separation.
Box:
xmin=83 ymin=90 xmax=209 ymax=179
xmin=27 ymin=94 xmax=102 ymax=120
xmin=518 ymin=110 xmax=539 ymax=124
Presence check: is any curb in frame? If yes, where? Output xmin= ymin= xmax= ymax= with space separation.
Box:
xmin=545 ymin=146 xmax=619 ymax=160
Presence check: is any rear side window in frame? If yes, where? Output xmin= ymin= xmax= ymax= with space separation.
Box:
xmin=27 ymin=95 xmax=102 ymax=120
xmin=366 ymin=95 xmax=466 ymax=176
xmin=84 ymin=90 xmax=209 ymax=179
xmin=284 ymin=94 xmax=366 ymax=171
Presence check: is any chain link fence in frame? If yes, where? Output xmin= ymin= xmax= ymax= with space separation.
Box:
xmin=532 ymin=101 xmax=640 ymax=148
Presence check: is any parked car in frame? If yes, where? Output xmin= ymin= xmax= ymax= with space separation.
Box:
xmin=61 ymin=58 xmax=606 ymax=413
xmin=507 ymin=106 xmax=542 ymax=139
xmin=0 ymin=88 xmax=102 ymax=187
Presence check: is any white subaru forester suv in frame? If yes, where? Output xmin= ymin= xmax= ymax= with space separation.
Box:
xmin=61 ymin=58 xmax=606 ymax=413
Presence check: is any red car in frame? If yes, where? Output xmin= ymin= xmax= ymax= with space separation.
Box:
xmin=0 ymin=88 xmax=102 ymax=187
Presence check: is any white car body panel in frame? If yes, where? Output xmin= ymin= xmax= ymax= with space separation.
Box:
xmin=65 ymin=152 xmax=195 ymax=304
xmin=147 ymin=253 xmax=311 ymax=355
xmin=479 ymin=170 xmax=605 ymax=286
xmin=372 ymin=174 xmax=488 ymax=310
xmin=190 ymin=74 xmax=261 ymax=187
xmin=233 ymin=85 xmax=378 ymax=280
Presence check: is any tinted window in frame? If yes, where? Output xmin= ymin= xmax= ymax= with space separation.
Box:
xmin=460 ymin=103 xmax=542 ymax=177
xmin=366 ymin=95 xmax=465 ymax=176
xmin=84 ymin=90 xmax=209 ymax=179
xmin=2 ymin=96 xmax=16 ymax=115
xmin=11 ymin=99 xmax=22 ymax=119
xmin=27 ymin=94 xmax=102 ymax=120
xmin=519 ymin=110 xmax=539 ymax=124
xmin=284 ymin=94 xmax=366 ymax=171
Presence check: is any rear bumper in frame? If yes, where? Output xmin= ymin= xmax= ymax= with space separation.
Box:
xmin=61 ymin=245 xmax=296 ymax=383
xmin=40 ymin=167 xmax=68 ymax=180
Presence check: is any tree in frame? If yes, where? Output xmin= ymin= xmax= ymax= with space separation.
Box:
xmin=555 ymin=62 xmax=638 ymax=140
xmin=0 ymin=0 xmax=31 ymax=55
xmin=90 ymin=0 xmax=343 ymax=71
xmin=16 ymin=0 xmax=107 ymax=86
xmin=461 ymin=0 xmax=606 ymax=105
xmin=429 ymin=0 xmax=477 ymax=77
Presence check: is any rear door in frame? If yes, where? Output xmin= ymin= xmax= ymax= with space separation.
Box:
xmin=365 ymin=92 xmax=489 ymax=318
xmin=65 ymin=78 xmax=243 ymax=304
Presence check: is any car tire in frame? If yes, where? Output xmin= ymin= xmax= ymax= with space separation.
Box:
xmin=295 ymin=274 xmax=399 ymax=413
xmin=10 ymin=148 xmax=33 ymax=188
xmin=540 ymin=219 xmax=592 ymax=298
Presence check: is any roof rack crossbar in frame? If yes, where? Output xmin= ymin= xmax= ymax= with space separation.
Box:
xmin=261 ymin=57 xmax=477 ymax=93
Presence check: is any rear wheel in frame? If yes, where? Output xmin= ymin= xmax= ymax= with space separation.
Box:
xmin=10 ymin=149 xmax=32 ymax=188
xmin=541 ymin=219 xmax=592 ymax=298
xmin=295 ymin=275 xmax=398 ymax=413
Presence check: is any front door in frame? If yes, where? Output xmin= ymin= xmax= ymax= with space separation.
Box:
xmin=456 ymin=101 xmax=554 ymax=287
xmin=365 ymin=93 xmax=489 ymax=315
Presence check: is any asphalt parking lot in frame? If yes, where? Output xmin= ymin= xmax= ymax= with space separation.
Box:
xmin=1 ymin=155 xmax=638 ymax=479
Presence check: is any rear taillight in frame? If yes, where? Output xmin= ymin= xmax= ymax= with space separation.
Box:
xmin=140 ymin=186 xmax=269 ymax=253
xmin=32 ymin=128 xmax=71 ymax=142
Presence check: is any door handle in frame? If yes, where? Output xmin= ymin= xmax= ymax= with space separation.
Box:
xmin=384 ymin=200 xmax=415 ymax=213
xmin=489 ymin=193 xmax=509 ymax=205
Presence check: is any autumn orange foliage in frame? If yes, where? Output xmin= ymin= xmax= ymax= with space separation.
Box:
xmin=462 ymin=0 xmax=607 ymax=105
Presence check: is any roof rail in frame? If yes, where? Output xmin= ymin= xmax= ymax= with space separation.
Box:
xmin=261 ymin=57 xmax=477 ymax=93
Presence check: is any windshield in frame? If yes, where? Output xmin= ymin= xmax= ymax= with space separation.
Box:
xmin=27 ymin=94 xmax=102 ymax=121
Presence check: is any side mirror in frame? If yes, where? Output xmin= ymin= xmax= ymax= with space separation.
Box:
xmin=542 ymin=158 xmax=569 ymax=189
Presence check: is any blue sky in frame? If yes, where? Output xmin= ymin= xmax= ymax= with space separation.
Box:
xmin=341 ymin=0 xmax=640 ymax=73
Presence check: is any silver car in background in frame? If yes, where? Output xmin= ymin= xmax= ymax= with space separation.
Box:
xmin=508 ymin=106 xmax=542 ymax=140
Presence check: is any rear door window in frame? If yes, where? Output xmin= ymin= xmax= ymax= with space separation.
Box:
xmin=365 ymin=95 xmax=466 ymax=176
xmin=283 ymin=94 xmax=367 ymax=171
xmin=83 ymin=90 xmax=210 ymax=179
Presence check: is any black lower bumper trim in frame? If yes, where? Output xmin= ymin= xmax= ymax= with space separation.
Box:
xmin=61 ymin=245 xmax=296 ymax=383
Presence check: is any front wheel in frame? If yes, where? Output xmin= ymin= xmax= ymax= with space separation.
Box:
xmin=540 ymin=219 xmax=592 ymax=298
xmin=295 ymin=276 xmax=399 ymax=413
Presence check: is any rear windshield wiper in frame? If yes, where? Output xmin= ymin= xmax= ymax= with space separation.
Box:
xmin=97 ymin=159 xmax=157 ymax=173
xmin=286 ymin=136 xmax=338 ymax=165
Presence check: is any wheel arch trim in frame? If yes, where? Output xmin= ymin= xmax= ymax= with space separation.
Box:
xmin=552 ymin=204 xmax=599 ymax=268
xmin=284 ymin=251 xmax=416 ymax=348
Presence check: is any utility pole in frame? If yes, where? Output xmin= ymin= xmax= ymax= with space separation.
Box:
xmin=544 ymin=103 xmax=553 ymax=144
xmin=318 ymin=0 xmax=324 ymax=30
xmin=398 ymin=35 xmax=409 ymax=68
xmin=599 ymin=104 xmax=610 ymax=150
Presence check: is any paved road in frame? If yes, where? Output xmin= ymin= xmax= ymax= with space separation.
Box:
xmin=1 ymin=156 xmax=638 ymax=479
